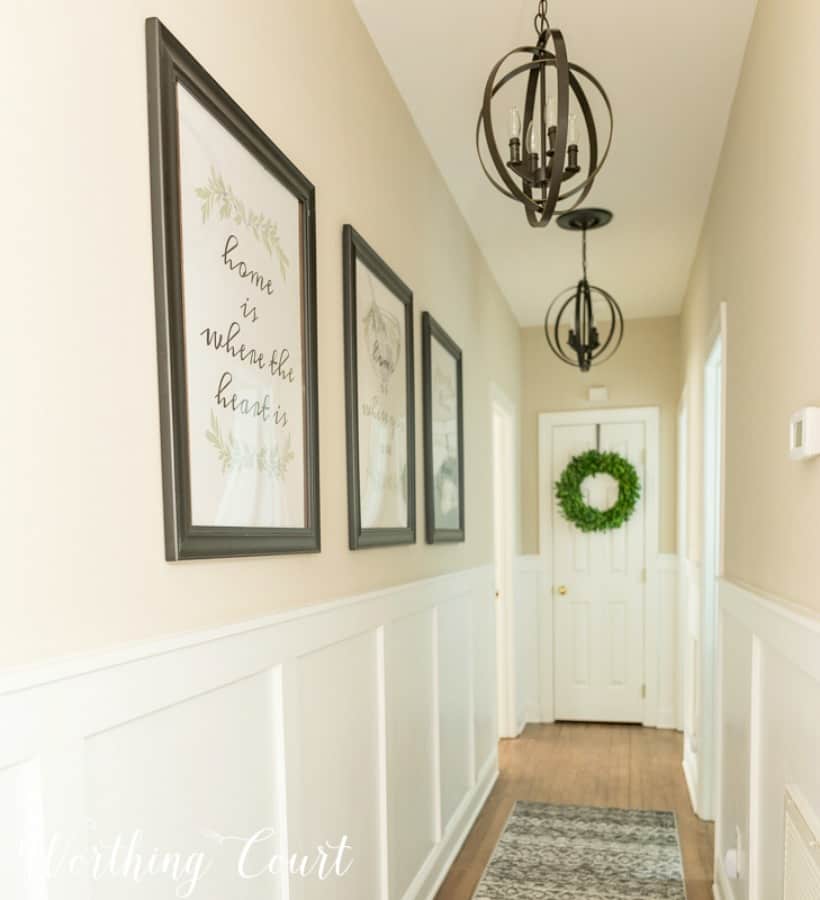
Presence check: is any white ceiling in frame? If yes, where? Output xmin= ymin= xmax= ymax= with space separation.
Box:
xmin=354 ymin=0 xmax=757 ymax=324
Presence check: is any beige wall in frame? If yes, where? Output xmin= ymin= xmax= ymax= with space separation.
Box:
xmin=4 ymin=1 xmax=520 ymax=668
xmin=679 ymin=0 xmax=820 ymax=613
xmin=520 ymin=317 xmax=681 ymax=555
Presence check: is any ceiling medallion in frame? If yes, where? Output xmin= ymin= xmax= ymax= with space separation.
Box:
xmin=476 ymin=0 xmax=613 ymax=228
xmin=544 ymin=208 xmax=623 ymax=371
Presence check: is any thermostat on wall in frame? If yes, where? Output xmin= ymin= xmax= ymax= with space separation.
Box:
xmin=789 ymin=408 xmax=820 ymax=459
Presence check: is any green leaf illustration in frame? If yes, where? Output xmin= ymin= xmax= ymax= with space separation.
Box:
xmin=204 ymin=410 xmax=293 ymax=481
xmin=195 ymin=165 xmax=291 ymax=282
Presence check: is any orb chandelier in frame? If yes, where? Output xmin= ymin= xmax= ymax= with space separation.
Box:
xmin=544 ymin=208 xmax=623 ymax=372
xmin=476 ymin=0 xmax=613 ymax=228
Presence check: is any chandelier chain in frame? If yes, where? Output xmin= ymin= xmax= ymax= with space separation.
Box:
xmin=582 ymin=227 xmax=588 ymax=282
xmin=533 ymin=0 xmax=550 ymax=36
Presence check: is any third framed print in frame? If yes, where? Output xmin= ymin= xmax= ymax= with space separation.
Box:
xmin=421 ymin=313 xmax=464 ymax=543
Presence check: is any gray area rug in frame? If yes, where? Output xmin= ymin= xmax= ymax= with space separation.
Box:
xmin=474 ymin=802 xmax=687 ymax=899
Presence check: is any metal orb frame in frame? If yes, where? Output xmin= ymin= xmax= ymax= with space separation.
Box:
xmin=544 ymin=208 xmax=623 ymax=372
xmin=476 ymin=0 xmax=613 ymax=228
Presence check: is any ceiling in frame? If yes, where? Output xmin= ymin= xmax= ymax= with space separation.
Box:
xmin=354 ymin=0 xmax=757 ymax=324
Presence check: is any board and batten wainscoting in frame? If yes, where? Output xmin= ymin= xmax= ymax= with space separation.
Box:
xmin=0 ymin=566 xmax=497 ymax=900
xmin=656 ymin=553 xmax=682 ymax=730
xmin=514 ymin=556 xmax=543 ymax=733
xmin=714 ymin=579 xmax=820 ymax=900
xmin=513 ymin=554 xmax=680 ymax=732
xmin=681 ymin=557 xmax=702 ymax=813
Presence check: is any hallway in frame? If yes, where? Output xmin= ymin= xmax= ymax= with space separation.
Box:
xmin=8 ymin=0 xmax=820 ymax=898
xmin=437 ymin=724 xmax=714 ymax=900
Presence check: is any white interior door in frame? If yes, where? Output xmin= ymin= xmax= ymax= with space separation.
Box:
xmin=552 ymin=421 xmax=646 ymax=723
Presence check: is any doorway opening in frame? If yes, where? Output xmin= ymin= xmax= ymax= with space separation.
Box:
xmin=677 ymin=394 xmax=689 ymax=737
xmin=679 ymin=391 xmax=700 ymax=807
xmin=698 ymin=308 xmax=726 ymax=821
xmin=491 ymin=385 xmax=517 ymax=739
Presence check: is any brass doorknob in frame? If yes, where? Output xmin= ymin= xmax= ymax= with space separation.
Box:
xmin=557 ymin=585 xmax=568 ymax=596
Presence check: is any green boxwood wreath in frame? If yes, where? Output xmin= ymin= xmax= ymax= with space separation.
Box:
xmin=555 ymin=450 xmax=641 ymax=533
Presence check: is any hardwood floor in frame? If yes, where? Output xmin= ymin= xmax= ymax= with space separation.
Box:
xmin=436 ymin=723 xmax=714 ymax=899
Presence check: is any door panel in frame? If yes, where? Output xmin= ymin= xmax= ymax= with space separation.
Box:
xmin=552 ymin=422 xmax=646 ymax=723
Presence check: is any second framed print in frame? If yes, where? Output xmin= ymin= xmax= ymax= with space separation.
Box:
xmin=343 ymin=226 xmax=415 ymax=549
xmin=422 ymin=313 xmax=465 ymax=543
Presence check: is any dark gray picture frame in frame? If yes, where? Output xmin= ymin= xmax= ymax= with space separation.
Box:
xmin=422 ymin=313 xmax=465 ymax=543
xmin=343 ymin=225 xmax=416 ymax=549
xmin=146 ymin=18 xmax=320 ymax=560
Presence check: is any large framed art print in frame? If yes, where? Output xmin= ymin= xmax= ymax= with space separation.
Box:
xmin=146 ymin=19 xmax=319 ymax=559
xmin=421 ymin=313 xmax=465 ymax=543
xmin=343 ymin=226 xmax=415 ymax=549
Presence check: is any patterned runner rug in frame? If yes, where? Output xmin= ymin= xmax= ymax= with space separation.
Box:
xmin=474 ymin=802 xmax=687 ymax=899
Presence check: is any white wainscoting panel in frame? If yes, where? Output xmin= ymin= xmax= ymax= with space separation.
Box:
xmin=0 ymin=565 xmax=498 ymax=900
xmin=291 ymin=631 xmax=382 ymax=900
xmin=85 ymin=669 xmax=283 ymax=900
xmin=715 ymin=579 xmax=820 ymax=900
xmin=657 ymin=554 xmax=680 ymax=730
xmin=783 ymin=786 xmax=820 ymax=899
xmin=682 ymin=558 xmax=701 ymax=811
xmin=0 ymin=760 xmax=46 ymax=899
xmin=514 ymin=557 xmax=542 ymax=732
xmin=471 ymin=581 xmax=497 ymax=773
xmin=437 ymin=591 xmax=474 ymax=831
xmin=384 ymin=609 xmax=438 ymax=899
xmin=713 ymin=611 xmax=753 ymax=900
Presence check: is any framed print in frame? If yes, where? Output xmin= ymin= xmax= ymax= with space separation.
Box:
xmin=422 ymin=313 xmax=465 ymax=543
xmin=146 ymin=19 xmax=319 ymax=559
xmin=343 ymin=225 xmax=415 ymax=549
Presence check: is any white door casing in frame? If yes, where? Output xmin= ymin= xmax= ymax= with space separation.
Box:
xmin=538 ymin=407 xmax=661 ymax=726
xmin=699 ymin=303 xmax=727 ymax=824
xmin=679 ymin=389 xmax=700 ymax=774
xmin=677 ymin=394 xmax=689 ymax=736
xmin=491 ymin=383 xmax=517 ymax=739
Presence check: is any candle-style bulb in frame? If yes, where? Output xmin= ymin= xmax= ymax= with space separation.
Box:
xmin=526 ymin=121 xmax=538 ymax=155
xmin=546 ymin=96 xmax=557 ymax=129
xmin=568 ymin=113 xmax=578 ymax=145
xmin=509 ymin=107 xmax=522 ymax=140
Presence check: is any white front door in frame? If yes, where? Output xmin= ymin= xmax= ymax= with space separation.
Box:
xmin=552 ymin=421 xmax=646 ymax=723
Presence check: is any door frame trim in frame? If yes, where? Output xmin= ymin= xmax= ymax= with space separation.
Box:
xmin=490 ymin=382 xmax=519 ymax=739
xmin=677 ymin=389 xmax=689 ymax=735
xmin=537 ymin=406 xmax=661 ymax=725
xmin=699 ymin=302 xmax=727 ymax=823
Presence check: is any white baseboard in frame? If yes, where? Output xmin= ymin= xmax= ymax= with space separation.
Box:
xmin=515 ymin=703 xmax=540 ymax=737
xmin=682 ymin=751 xmax=698 ymax=815
xmin=514 ymin=556 xmax=542 ymax=733
xmin=656 ymin=553 xmax=680 ymax=732
xmin=657 ymin=705 xmax=677 ymax=730
xmin=713 ymin=853 xmax=732 ymax=900
xmin=522 ymin=704 xmax=539 ymax=728
xmin=413 ymin=753 xmax=498 ymax=900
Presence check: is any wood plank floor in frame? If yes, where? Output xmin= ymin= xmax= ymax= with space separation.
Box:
xmin=436 ymin=723 xmax=714 ymax=899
